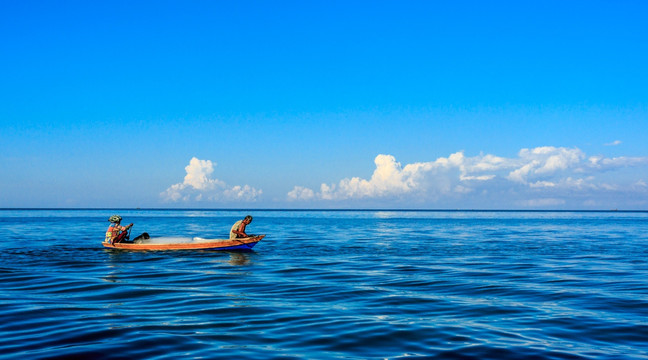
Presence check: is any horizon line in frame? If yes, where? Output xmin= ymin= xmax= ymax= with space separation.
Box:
xmin=0 ymin=207 xmax=644 ymax=213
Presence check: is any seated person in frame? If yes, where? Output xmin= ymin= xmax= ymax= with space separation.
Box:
xmin=105 ymin=215 xmax=149 ymax=244
xmin=230 ymin=215 xmax=254 ymax=239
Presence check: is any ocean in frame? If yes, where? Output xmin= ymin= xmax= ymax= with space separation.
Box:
xmin=0 ymin=209 xmax=646 ymax=359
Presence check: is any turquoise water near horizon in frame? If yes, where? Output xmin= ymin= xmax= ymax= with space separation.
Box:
xmin=1 ymin=209 xmax=647 ymax=359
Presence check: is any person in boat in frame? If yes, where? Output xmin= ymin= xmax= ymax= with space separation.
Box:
xmin=105 ymin=215 xmax=149 ymax=244
xmin=230 ymin=215 xmax=254 ymax=239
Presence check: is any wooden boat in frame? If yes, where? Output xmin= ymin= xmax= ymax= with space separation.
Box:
xmin=102 ymin=235 xmax=265 ymax=251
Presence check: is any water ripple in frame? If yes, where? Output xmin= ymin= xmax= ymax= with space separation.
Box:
xmin=1 ymin=210 xmax=647 ymax=359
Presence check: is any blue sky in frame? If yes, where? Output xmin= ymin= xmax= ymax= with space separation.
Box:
xmin=1 ymin=0 xmax=647 ymax=209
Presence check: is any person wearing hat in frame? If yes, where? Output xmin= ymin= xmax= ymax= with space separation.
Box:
xmin=105 ymin=215 xmax=149 ymax=244
xmin=105 ymin=215 xmax=133 ymax=244
xmin=230 ymin=215 xmax=254 ymax=239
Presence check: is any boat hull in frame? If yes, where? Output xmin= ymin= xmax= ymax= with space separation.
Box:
xmin=102 ymin=235 xmax=265 ymax=251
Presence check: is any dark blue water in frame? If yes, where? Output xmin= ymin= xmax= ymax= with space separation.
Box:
xmin=1 ymin=210 xmax=647 ymax=359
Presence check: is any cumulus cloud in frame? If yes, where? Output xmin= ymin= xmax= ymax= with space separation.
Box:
xmin=287 ymin=186 xmax=316 ymax=201
xmin=605 ymin=140 xmax=622 ymax=146
xmin=287 ymin=146 xmax=648 ymax=208
xmin=162 ymin=157 xmax=262 ymax=202
xmin=180 ymin=158 xmax=224 ymax=190
xmin=507 ymin=147 xmax=585 ymax=184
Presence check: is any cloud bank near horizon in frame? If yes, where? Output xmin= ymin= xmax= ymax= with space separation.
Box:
xmin=161 ymin=157 xmax=262 ymax=202
xmin=287 ymin=147 xmax=648 ymax=208
xmin=159 ymin=148 xmax=648 ymax=208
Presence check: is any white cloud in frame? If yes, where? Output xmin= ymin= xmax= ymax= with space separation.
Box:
xmin=224 ymin=185 xmax=262 ymax=201
xmin=181 ymin=158 xmax=223 ymax=190
xmin=587 ymin=155 xmax=648 ymax=170
xmin=605 ymin=140 xmax=622 ymax=146
xmin=162 ymin=157 xmax=262 ymax=202
xmin=288 ymin=155 xmax=412 ymax=201
xmin=287 ymin=186 xmax=316 ymax=200
xmin=529 ymin=180 xmax=556 ymax=188
xmin=508 ymin=147 xmax=585 ymax=183
xmin=334 ymin=154 xmax=413 ymax=199
xmin=287 ymin=147 xmax=648 ymax=208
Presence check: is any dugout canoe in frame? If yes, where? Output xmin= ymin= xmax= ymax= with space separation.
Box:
xmin=102 ymin=235 xmax=265 ymax=251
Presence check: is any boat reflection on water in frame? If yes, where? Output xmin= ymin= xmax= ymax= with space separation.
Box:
xmin=102 ymin=247 xmax=254 ymax=284
xmin=226 ymin=252 xmax=251 ymax=266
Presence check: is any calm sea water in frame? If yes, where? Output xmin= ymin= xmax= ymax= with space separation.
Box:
xmin=0 ymin=209 xmax=647 ymax=360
